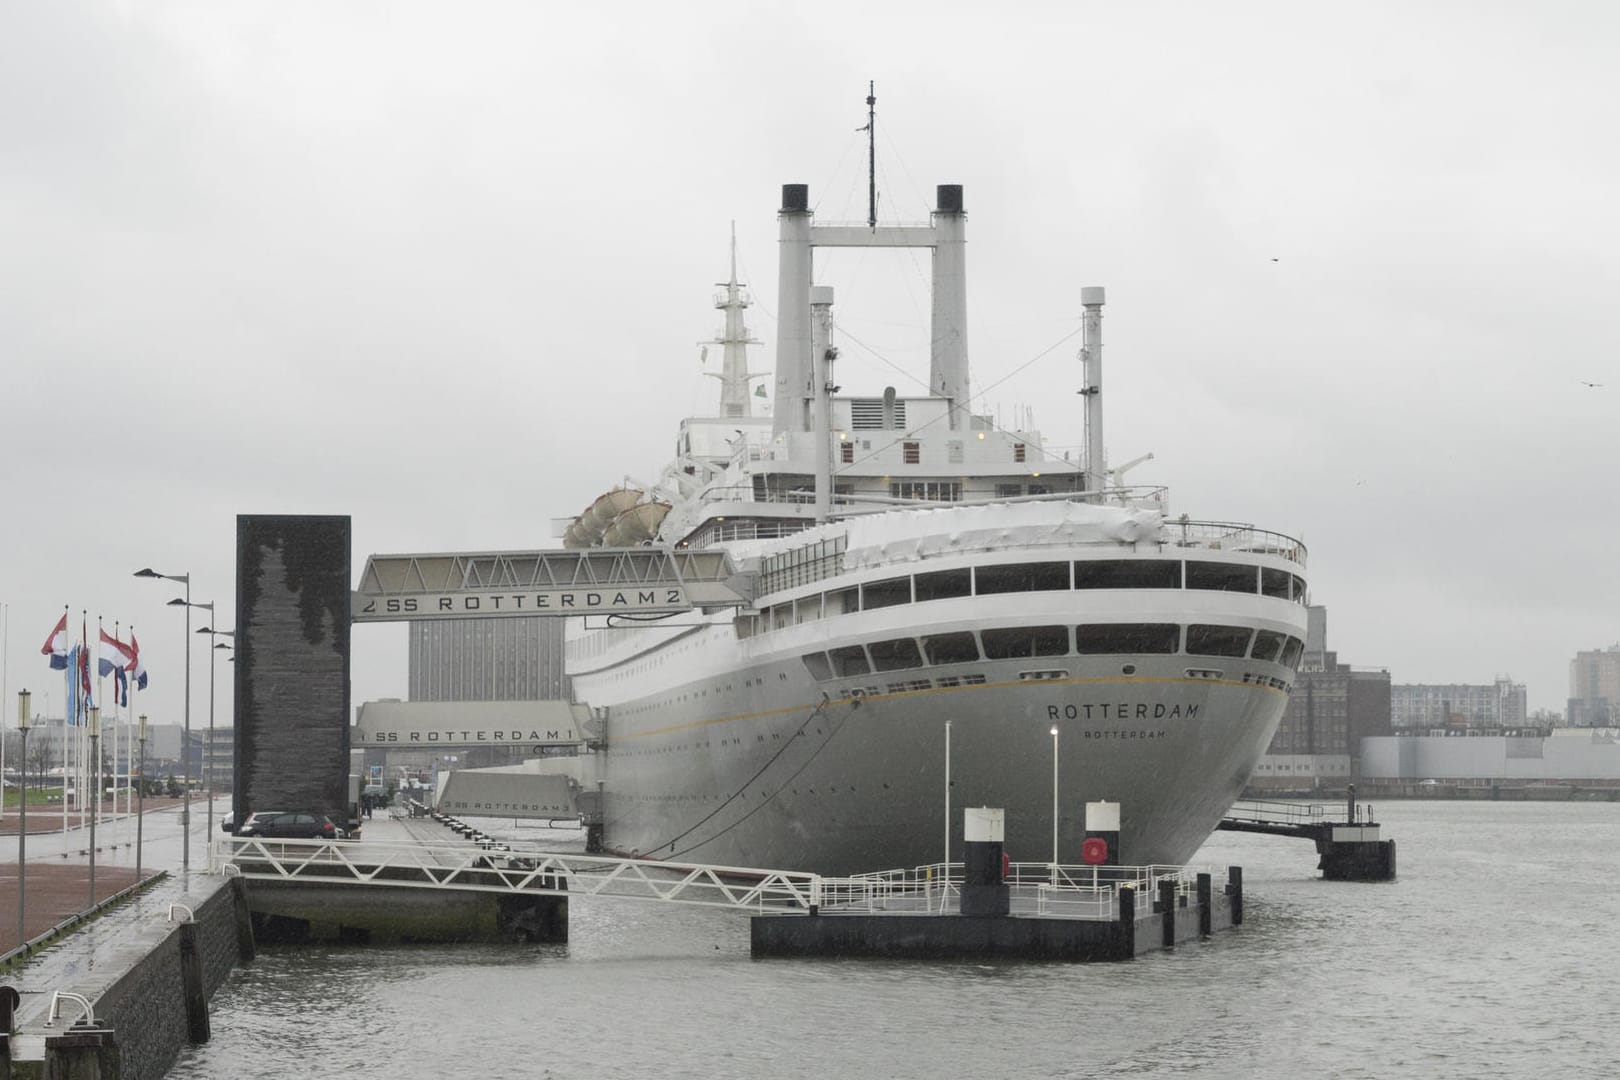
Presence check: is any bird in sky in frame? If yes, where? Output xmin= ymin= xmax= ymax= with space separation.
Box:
xmin=1579 ymin=380 xmax=1603 ymax=388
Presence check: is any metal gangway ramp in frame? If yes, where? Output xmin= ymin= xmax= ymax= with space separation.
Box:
xmin=214 ymin=834 xmax=822 ymax=914
xmin=212 ymin=831 xmax=1212 ymax=921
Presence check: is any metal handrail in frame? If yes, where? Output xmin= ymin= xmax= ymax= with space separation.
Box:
xmin=213 ymin=838 xmax=1213 ymax=922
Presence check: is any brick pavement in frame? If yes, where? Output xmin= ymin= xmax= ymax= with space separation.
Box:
xmin=0 ymin=799 xmax=183 ymax=954
xmin=0 ymin=862 xmax=148 ymax=953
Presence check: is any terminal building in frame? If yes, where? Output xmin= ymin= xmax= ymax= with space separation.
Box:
xmin=384 ymin=616 xmax=572 ymax=774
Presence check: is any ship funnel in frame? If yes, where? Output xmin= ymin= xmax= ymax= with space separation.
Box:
xmin=930 ymin=185 xmax=968 ymax=429
xmin=1082 ymin=287 xmax=1106 ymax=494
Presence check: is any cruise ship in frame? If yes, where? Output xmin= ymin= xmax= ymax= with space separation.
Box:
xmin=562 ymin=170 xmax=1309 ymax=876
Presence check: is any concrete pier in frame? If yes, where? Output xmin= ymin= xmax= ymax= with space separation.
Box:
xmin=752 ymin=866 xmax=1244 ymax=962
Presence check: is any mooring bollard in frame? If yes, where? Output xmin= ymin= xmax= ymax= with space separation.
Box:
xmin=1197 ymin=873 xmax=1213 ymax=936
xmin=229 ymin=877 xmax=257 ymax=962
xmin=178 ymin=922 xmax=211 ymax=1044
xmin=1115 ymin=884 xmax=1137 ymax=957
xmin=1159 ymin=879 xmax=1177 ymax=949
xmin=1228 ymin=866 xmax=1244 ymax=926
xmin=43 ymin=1026 xmax=119 ymax=1080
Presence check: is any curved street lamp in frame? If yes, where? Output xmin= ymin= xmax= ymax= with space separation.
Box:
xmin=196 ymin=624 xmax=234 ymax=842
xmin=134 ymin=568 xmax=194 ymax=870
xmin=87 ymin=704 xmax=100 ymax=905
xmin=17 ymin=689 xmax=32 ymax=947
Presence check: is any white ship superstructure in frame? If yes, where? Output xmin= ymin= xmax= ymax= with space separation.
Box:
xmin=562 ymin=162 xmax=1308 ymax=875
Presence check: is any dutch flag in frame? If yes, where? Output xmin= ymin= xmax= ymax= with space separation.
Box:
xmin=40 ymin=613 xmax=69 ymax=670
xmin=127 ymin=631 xmax=149 ymax=692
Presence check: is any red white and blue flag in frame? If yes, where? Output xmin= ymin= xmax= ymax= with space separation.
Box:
xmin=101 ymin=628 xmax=135 ymax=706
xmin=99 ymin=628 xmax=134 ymax=678
xmin=127 ymin=631 xmax=149 ymax=692
xmin=40 ymin=613 xmax=69 ymax=669
xmin=66 ymin=644 xmax=95 ymax=723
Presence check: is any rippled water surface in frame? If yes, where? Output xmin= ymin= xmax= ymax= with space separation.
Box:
xmin=169 ymin=802 xmax=1620 ymax=1079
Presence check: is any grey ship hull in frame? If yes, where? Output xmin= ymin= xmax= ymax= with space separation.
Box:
xmin=588 ymin=646 xmax=1291 ymax=875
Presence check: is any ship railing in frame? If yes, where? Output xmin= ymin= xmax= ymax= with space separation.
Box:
xmin=1225 ymin=799 xmax=1335 ymax=826
xmin=810 ymin=861 xmax=1209 ymax=920
xmin=1165 ymin=520 xmax=1307 ymax=566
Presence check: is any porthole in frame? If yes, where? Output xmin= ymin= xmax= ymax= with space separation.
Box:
xmin=1122 ymin=663 xmax=1137 ymax=675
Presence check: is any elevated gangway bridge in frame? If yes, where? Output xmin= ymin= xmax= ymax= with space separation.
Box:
xmin=211 ymin=813 xmax=1209 ymax=920
xmin=351 ymin=546 xmax=755 ymax=623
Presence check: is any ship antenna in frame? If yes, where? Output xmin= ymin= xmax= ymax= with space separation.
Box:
xmin=863 ymin=81 xmax=877 ymax=228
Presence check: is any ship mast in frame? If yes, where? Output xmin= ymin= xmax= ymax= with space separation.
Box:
xmin=864 ymin=81 xmax=877 ymax=228
xmin=700 ymin=223 xmax=766 ymax=418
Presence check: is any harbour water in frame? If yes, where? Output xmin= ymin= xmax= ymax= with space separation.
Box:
xmin=169 ymin=801 xmax=1620 ymax=1079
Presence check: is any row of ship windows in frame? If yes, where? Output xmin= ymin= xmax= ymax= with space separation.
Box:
xmin=799 ymin=623 xmax=1307 ymax=681
xmin=745 ymin=559 xmax=1307 ymax=634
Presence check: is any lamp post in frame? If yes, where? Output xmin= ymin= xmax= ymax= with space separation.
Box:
xmin=17 ymin=690 xmax=31 ymax=948
xmin=87 ymin=704 xmax=100 ymax=905
xmin=1050 ymin=724 xmax=1060 ymax=870
xmin=136 ymin=713 xmax=147 ymax=882
xmin=134 ymin=568 xmax=193 ymax=870
xmin=943 ymin=720 xmax=952 ymax=868
xmin=195 ymin=623 xmax=233 ymax=840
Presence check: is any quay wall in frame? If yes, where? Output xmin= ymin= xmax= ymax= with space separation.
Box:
xmin=87 ymin=879 xmax=247 ymax=1080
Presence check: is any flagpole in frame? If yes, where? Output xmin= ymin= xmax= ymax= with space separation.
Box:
xmin=83 ymin=613 xmax=91 ymax=833
xmin=62 ymin=644 xmax=69 ymax=838
xmin=2 ymin=599 xmax=8 ymax=824
xmin=97 ymin=616 xmax=104 ymax=832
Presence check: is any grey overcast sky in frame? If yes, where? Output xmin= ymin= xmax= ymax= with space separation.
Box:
xmin=2 ymin=1 xmax=1615 ymax=729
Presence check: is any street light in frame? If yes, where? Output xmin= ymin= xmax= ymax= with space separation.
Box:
xmin=1051 ymin=724 xmax=1060 ymax=870
xmin=134 ymin=567 xmax=193 ymax=870
xmin=87 ymin=704 xmax=100 ymax=905
xmin=17 ymin=689 xmax=31 ymax=948
xmin=136 ymin=713 xmax=148 ymax=882
xmin=195 ymin=621 xmax=233 ymax=839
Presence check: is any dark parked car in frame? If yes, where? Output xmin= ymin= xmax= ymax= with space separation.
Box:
xmin=220 ymin=812 xmax=235 ymax=833
xmin=236 ymin=811 xmax=344 ymax=840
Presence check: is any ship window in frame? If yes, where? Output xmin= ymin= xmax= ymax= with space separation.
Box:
xmin=829 ymin=645 xmax=871 ymax=677
xmin=825 ymin=587 xmax=858 ymax=615
xmin=869 ymin=638 xmax=923 ymax=672
xmin=995 ymin=483 xmax=1023 ymax=499
xmin=975 ymin=562 xmax=1070 ymax=594
xmin=1250 ymin=629 xmax=1287 ymax=662
xmin=890 ymin=481 xmax=962 ymax=502
xmin=801 ymin=653 xmax=833 ymax=681
xmin=982 ymin=625 xmax=1069 ymax=659
xmin=921 ymin=631 xmax=980 ymax=665
xmin=1074 ymin=624 xmax=1180 ymax=654
xmin=795 ymin=595 xmax=823 ymax=623
xmin=903 ymin=442 xmax=921 ymax=464
xmin=1291 ymin=574 xmax=1307 ymax=603
xmin=861 ymin=577 xmax=911 ymax=610
xmin=1186 ymin=624 xmax=1254 ymax=658
xmin=1074 ymin=560 xmax=1180 ymax=589
xmin=1185 ymin=561 xmax=1259 ymax=593
xmin=915 ymin=568 xmax=971 ymax=602
xmin=1279 ymin=636 xmax=1305 ymax=669
xmin=1260 ymin=567 xmax=1292 ymax=599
